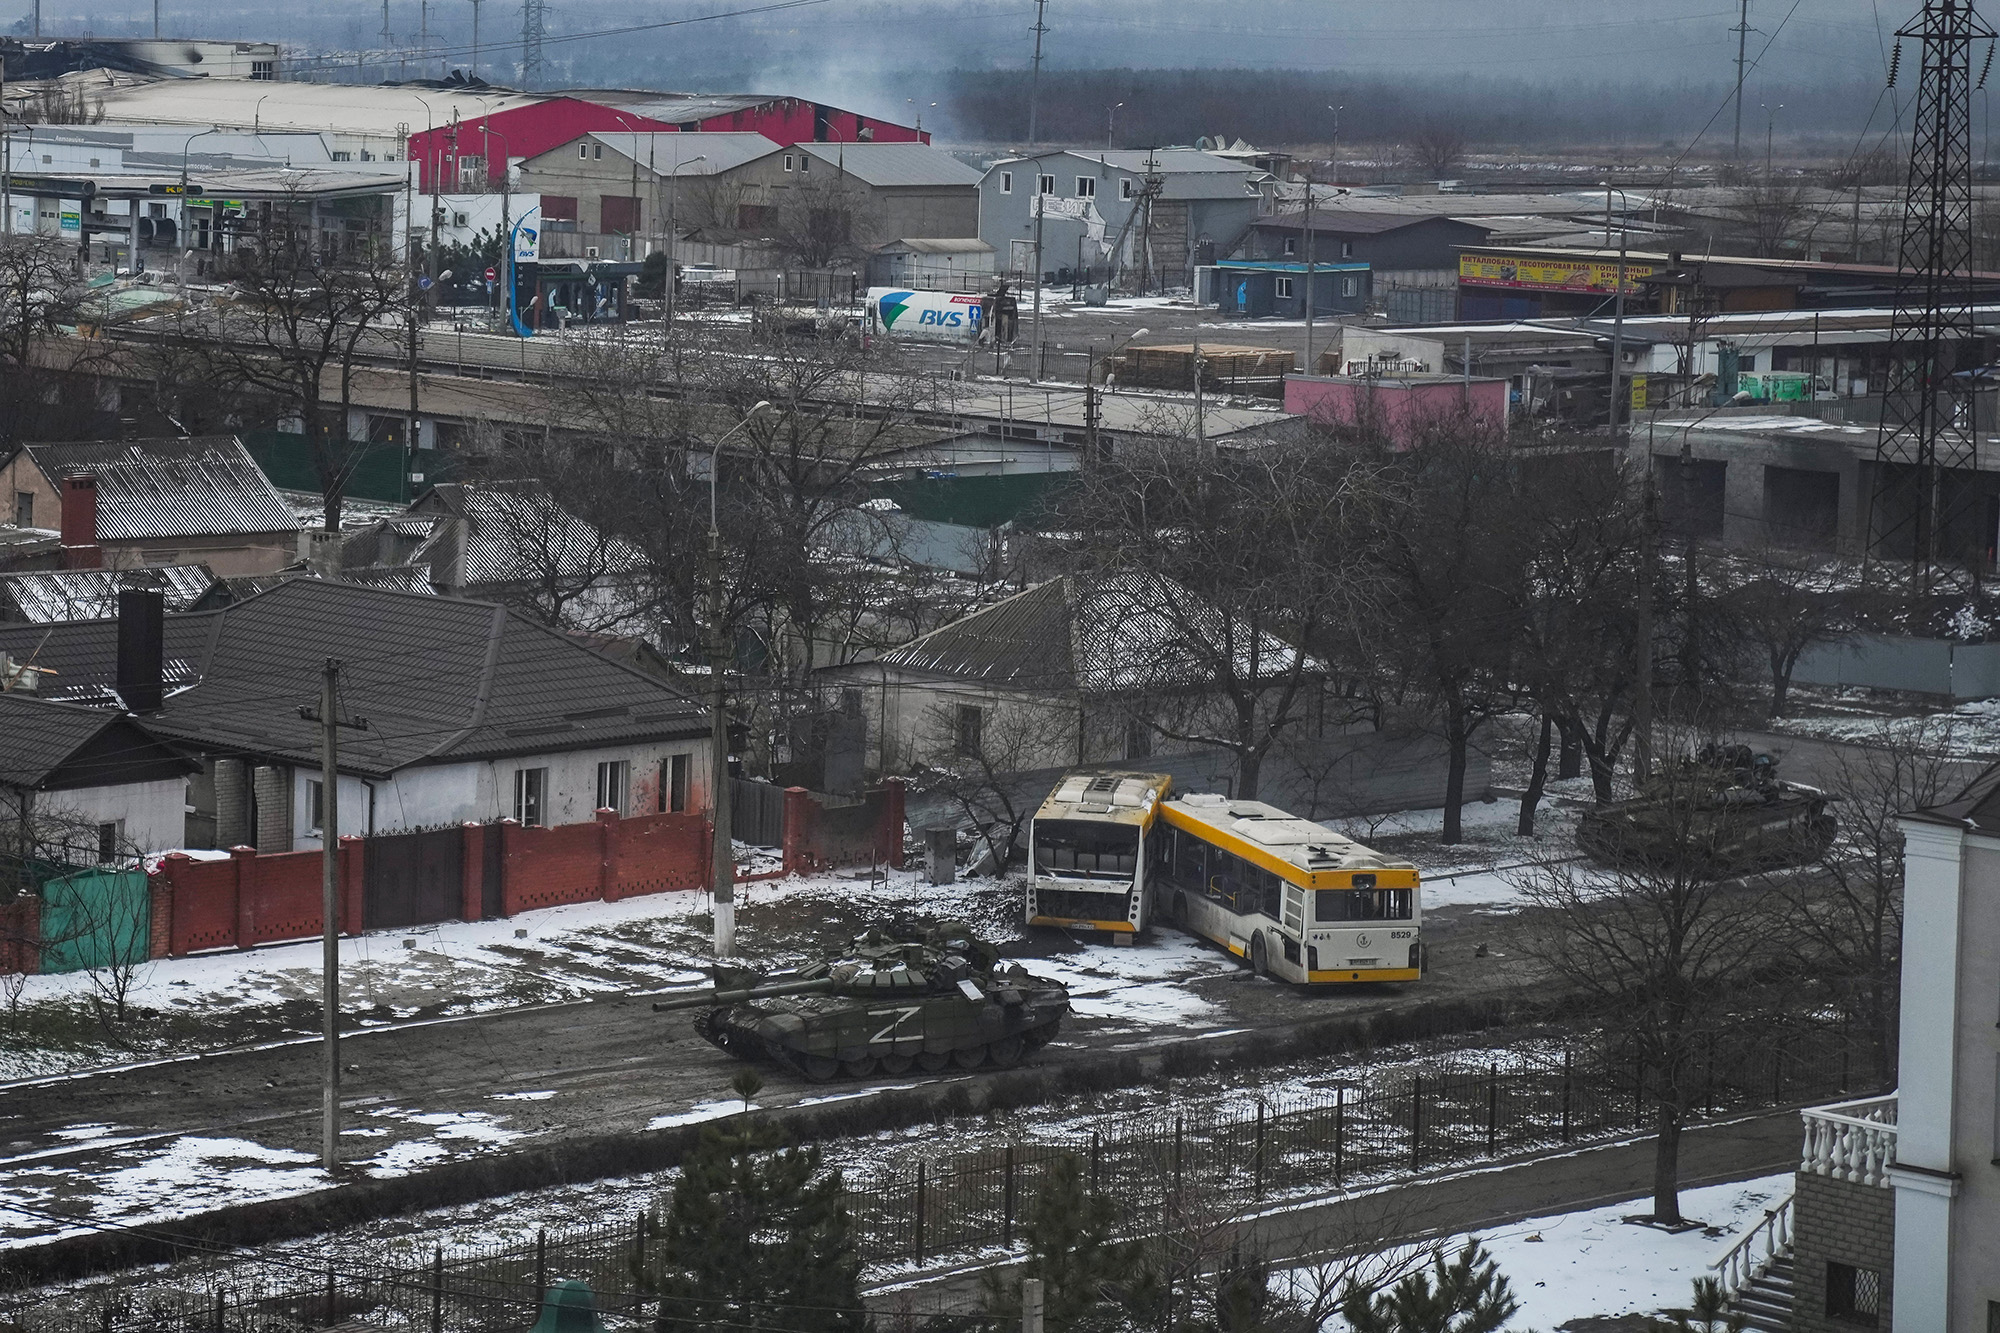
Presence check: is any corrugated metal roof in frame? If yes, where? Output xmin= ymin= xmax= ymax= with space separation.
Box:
xmin=411 ymin=484 xmax=643 ymax=589
xmin=50 ymin=72 xmax=545 ymax=138
xmin=878 ymin=237 xmax=994 ymax=255
xmin=583 ymin=131 xmax=777 ymax=175
xmin=0 ymin=565 xmax=214 ymax=623
xmin=799 ymin=142 xmax=982 ymax=188
xmin=22 ymin=437 xmax=300 ymax=541
xmin=620 ymin=94 xmax=781 ymax=124
xmin=0 ymin=579 xmax=706 ymax=777
xmin=869 ymin=572 xmax=1306 ymax=695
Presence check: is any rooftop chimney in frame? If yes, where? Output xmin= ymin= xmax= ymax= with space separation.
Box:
xmin=60 ymin=474 xmax=102 ymax=570
xmin=116 ymin=587 xmax=165 ymax=714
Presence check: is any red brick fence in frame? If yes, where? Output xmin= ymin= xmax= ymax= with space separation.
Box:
xmin=3 ymin=781 xmax=905 ymax=971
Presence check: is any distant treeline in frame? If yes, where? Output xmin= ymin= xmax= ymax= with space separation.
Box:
xmin=920 ymin=67 xmax=1892 ymax=154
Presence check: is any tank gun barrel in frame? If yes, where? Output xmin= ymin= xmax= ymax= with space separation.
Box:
xmin=651 ymin=976 xmax=838 ymax=1011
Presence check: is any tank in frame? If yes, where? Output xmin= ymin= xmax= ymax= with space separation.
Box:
xmin=1576 ymin=743 xmax=1837 ymax=877
xmin=652 ymin=923 xmax=1071 ymax=1082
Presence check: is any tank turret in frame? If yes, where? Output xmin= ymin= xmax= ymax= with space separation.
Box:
xmin=1577 ymin=743 xmax=1836 ymax=877
xmin=653 ymin=923 xmax=1070 ymax=1082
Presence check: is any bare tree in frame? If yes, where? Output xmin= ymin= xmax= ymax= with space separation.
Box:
xmin=771 ymin=166 xmax=876 ymax=270
xmin=1720 ymin=546 xmax=1852 ymax=718
xmin=1404 ymin=122 xmax=1468 ymax=176
xmin=1068 ymin=426 xmax=1377 ymax=800
xmin=1514 ymin=744 xmax=1786 ymax=1225
xmin=1775 ymin=717 xmax=1966 ymax=1082
xmin=910 ymin=696 xmax=1073 ymax=874
xmin=1357 ymin=412 xmax=1526 ymax=843
xmin=1723 ymin=179 xmax=1814 ymax=258
xmin=192 ymin=202 xmax=408 ymax=532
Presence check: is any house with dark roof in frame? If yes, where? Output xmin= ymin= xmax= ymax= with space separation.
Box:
xmin=1229 ymin=212 xmax=1495 ymax=323
xmin=815 ymin=573 xmax=1312 ymax=778
xmin=0 ymin=436 xmax=301 ymax=576
xmin=0 ymin=690 xmax=198 ymax=872
xmin=0 ymin=579 xmax=711 ymax=854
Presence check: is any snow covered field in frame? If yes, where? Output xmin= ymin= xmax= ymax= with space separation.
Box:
xmin=1367 ymin=1172 xmax=1794 ymax=1330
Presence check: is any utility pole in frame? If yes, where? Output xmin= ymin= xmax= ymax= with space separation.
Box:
xmin=2 ymin=56 xmax=10 ymax=239
xmin=1633 ymin=484 xmax=1655 ymax=784
xmin=1026 ymin=0 xmax=1050 ymax=145
xmin=1021 ymin=1278 xmax=1045 ymax=1333
xmin=1192 ymin=333 xmax=1207 ymax=450
xmin=469 ymin=0 xmax=481 ymax=78
xmin=299 ymin=661 xmax=367 ymax=1171
xmin=380 ymin=0 xmax=392 ymax=54
xmin=1030 ymin=193 xmax=1044 ymax=378
xmin=1731 ymin=0 xmax=1752 ymax=161
xmin=520 ymin=0 xmax=546 ymax=90
xmin=153 ymin=0 xmax=160 ymax=38
xmin=1608 ymin=213 xmax=1629 ymax=430
xmin=1302 ymin=165 xmax=1317 ymax=373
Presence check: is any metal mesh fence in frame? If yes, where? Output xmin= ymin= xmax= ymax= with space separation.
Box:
xmin=11 ymin=1015 xmax=1881 ymax=1333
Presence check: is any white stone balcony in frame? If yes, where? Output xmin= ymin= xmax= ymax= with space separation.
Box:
xmin=1800 ymin=1092 xmax=1898 ymax=1188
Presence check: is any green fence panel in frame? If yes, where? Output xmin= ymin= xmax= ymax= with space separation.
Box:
xmin=241 ymin=430 xmax=463 ymax=505
xmin=875 ymin=472 xmax=1073 ymax=530
xmin=39 ymin=870 xmax=151 ymax=974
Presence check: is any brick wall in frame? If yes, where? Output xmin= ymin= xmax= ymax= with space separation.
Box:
xmin=1791 ymin=1169 xmax=1895 ymax=1332
xmin=152 ymin=841 xmax=364 ymax=956
xmin=781 ymin=779 xmax=907 ymax=876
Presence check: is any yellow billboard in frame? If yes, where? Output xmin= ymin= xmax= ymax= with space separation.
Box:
xmin=1459 ymin=253 xmax=1653 ymax=294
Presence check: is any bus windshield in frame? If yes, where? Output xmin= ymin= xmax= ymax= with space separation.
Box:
xmin=1313 ymin=887 xmax=1415 ymax=922
xmin=1034 ymin=820 xmax=1140 ymax=880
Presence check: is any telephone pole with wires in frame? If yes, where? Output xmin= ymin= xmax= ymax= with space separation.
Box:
xmin=1731 ymin=0 xmax=1755 ymax=160
xmin=298 ymin=661 xmax=367 ymax=1171
xmin=1867 ymin=0 xmax=1995 ymax=600
xmin=1027 ymin=0 xmax=1050 ymax=145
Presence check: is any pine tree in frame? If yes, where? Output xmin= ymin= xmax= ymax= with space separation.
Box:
xmin=980 ymin=1152 xmax=1131 ymax=1332
xmin=1340 ymin=1240 xmax=1522 ymax=1333
xmin=653 ymin=1121 xmax=867 ymax=1333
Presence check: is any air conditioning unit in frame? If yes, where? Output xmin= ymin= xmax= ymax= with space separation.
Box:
xmin=585 ymin=246 xmax=600 ymax=258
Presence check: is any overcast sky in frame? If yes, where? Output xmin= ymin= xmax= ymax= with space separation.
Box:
xmin=15 ymin=0 xmax=1907 ymax=101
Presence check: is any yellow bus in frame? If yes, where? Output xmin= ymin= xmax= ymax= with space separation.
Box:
xmin=1026 ymin=770 xmax=1175 ymax=939
xmin=1158 ymin=792 xmax=1422 ymax=984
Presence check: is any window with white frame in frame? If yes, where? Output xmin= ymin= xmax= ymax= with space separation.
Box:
xmin=514 ymin=767 xmax=548 ymax=826
xmin=1340 ymin=240 xmax=1354 ymax=258
xmin=798 ymin=154 xmax=810 ymax=172
xmin=96 ymin=820 xmax=123 ymax=864
xmin=783 ymin=153 xmax=795 ymax=171
xmin=1341 ymin=275 xmax=1358 ymax=297
xmin=307 ymin=780 xmax=325 ymax=834
xmin=956 ymin=704 xmax=983 ymax=757
xmin=1275 ymin=276 xmax=1294 ymax=298
xmin=1283 ymin=236 xmax=1297 ymax=255
xmin=578 ymin=143 xmax=589 ymax=159
xmin=1037 ymin=173 xmax=1056 ymax=195
xmin=1120 ymin=178 xmax=1134 ymax=199
xmin=1000 ymin=171 xmax=1013 ymax=193
xmin=660 ymin=753 xmax=690 ymax=813
xmin=1075 ymin=176 xmax=1095 ymax=198
xmin=595 ymin=759 xmax=630 ymax=813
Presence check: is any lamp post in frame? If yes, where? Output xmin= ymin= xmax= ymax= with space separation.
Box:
xmin=476 ymin=112 xmax=512 ymax=332
xmin=706 ymin=400 xmax=772 ymax=961
xmin=1106 ymin=102 xmax=1122 ymax=149
xmin=179 ymin=127 xmax=222 ymax=271
xmin=662 ymin=151 xmax=706 ymax=331
xmin=1328 ymin=103 xmax=1343 ymax=183
xmin=1763 ymin=102 xmax=1784 ymax=180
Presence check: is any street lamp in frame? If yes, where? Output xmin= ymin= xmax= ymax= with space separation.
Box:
xmin=178 ymin=127 xmax=222 ymax=270
xmin=1762 ymin=102 xmax=1785 ymax=180
xmin=662 ymin=151 xmax=706 ymax=329
xmin=1106 ymin=102 xmax=1123 ymax=149
xmin=706 ymin=399 xmax=772 ymax=961
xmin=1103 ymin=326 xmax=1149 ymax=388
xmin=1328 ymin=104 xmax=1344 ymax=183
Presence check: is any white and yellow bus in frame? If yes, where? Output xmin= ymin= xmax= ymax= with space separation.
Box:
xmin=1158 ymin=792 xmax=1422 ymax=985
xmin=1025 ymin=771 xmax=1175 ymax=939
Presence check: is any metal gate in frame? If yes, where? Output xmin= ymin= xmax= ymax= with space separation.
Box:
xmin=363 ymin=827 xmax=464 ymax=931
xmin=38 ymin=870 xmax=150 ymax=973
xmin=730 ymin=778 xmax=787 ymax=848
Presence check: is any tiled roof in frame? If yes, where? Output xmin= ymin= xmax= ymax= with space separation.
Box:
xmin=18 ymin=436 xmax=300 ymax=541
xmin=0 ymin=579 xmax=707 ymax=777
xmin=0 ymin=565 xmax=214 ymax=623
xmin=0 ymin=692 xmax=191 ymax=791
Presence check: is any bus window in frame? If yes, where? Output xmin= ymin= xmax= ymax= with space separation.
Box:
xmin=1035 ymin=820 xmax=1140 ymax=879
xmin=1174 ymin=830 xmax=1206 ymax=890
xmin=1313 ymin=887 xmax=1415 ymax=922
xmin=1282 ymin=884 xmax=1305 ymax=933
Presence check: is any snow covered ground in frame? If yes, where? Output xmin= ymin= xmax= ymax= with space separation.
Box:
xmin=1327 ymin=1171 xmax=1794 ymax=1330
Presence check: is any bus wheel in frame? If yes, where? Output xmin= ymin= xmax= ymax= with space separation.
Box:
xmin=1250 ymin=932 xmax=1269 ymax=978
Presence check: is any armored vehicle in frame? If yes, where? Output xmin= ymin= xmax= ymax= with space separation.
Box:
xmin=653 ymin=924 xmax=1071 ymax=1081
xmin=1576 ymin=743 xmax=1836 ymax=877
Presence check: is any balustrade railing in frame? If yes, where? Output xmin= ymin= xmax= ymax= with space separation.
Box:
xmin=1713 ymin=1194 xmax=1793 ymax=1298
xmin=1800 ymin=1092 xmax=1898 ymax=1188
